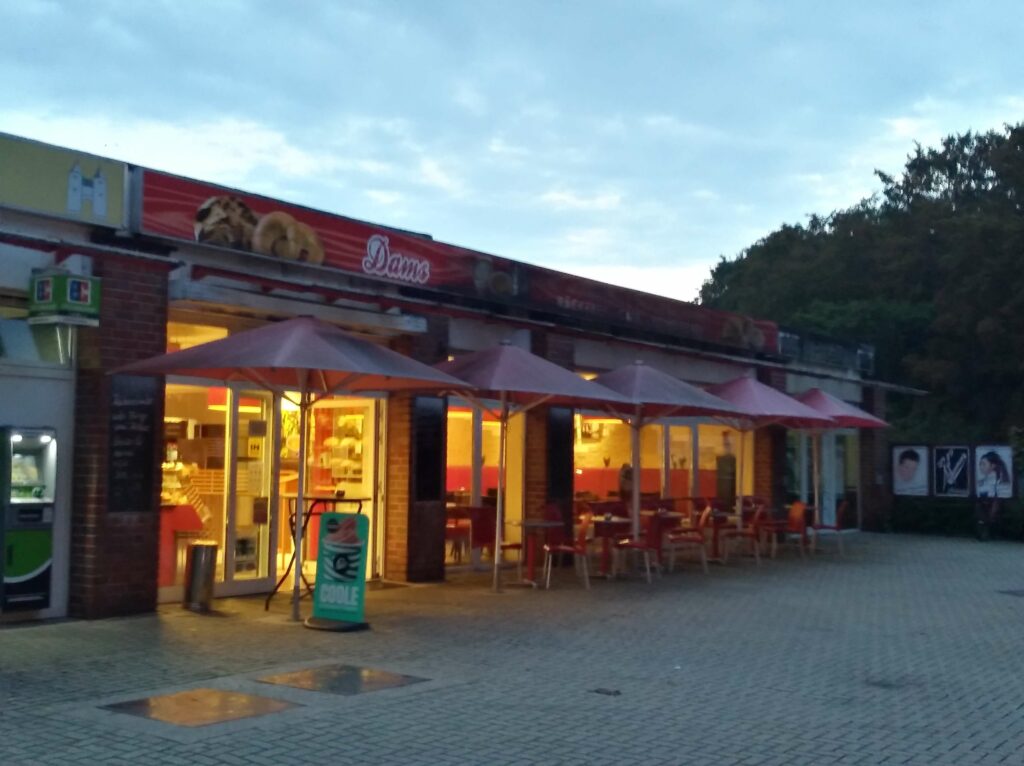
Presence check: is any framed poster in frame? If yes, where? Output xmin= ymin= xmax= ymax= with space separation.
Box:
xmin=933 ymin=446 xmax=970 ymax=497
xmin=974 ymin=445 xmax=1013 ymax=499
xmin=892 ymin=445 xmax=928 ymax=496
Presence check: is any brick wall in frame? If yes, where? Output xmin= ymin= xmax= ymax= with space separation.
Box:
xmin=70 ymin=254 xmax=171 ymax=618
xmin=384 ymin=392 xmax=412 ymax=581
xmin=523 ymin=407 xmax=548 ymax=520
xmin=859 ymin=387 xmax=890 ymax=530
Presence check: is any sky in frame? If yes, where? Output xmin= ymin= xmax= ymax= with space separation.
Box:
xmin=2 ymin=0 xmax=1022 ymax=301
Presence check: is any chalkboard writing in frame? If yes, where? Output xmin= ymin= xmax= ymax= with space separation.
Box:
xmin=108 ymin=375 xmax=160 ymax=513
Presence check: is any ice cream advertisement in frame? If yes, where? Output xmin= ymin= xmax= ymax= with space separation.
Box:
xmin=311 ymin=512 xmax=369 ymax=625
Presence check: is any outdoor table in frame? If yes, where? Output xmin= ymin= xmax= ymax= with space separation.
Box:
xmin=591 ymin=515 xmax=632 ymax=576
xmin=264 ymin=495 xmax=368 ymax=610
xmin=512 ymin=519 xmax=565 ymax=587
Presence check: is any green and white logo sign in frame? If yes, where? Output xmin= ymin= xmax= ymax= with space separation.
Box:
xmin=312 ymin=513 xmax=368 ymax=625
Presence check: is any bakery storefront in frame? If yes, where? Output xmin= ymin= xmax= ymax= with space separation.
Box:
xmin=0 ymin=132 xmax=885 ymax=620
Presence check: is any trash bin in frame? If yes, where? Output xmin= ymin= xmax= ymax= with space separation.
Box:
xmin=183 ymin=543 xmax=217 ymax=612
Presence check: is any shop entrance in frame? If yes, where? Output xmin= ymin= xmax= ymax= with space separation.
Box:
xmin=159 ymin=382 xmax=385 ymax=604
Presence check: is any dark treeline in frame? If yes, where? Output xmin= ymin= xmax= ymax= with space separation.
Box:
xmin=699 ymin=124 xmax=1024 ymax=445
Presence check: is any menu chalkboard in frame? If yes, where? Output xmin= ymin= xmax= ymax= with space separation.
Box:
xmin=108 ymin=375 xmax=160 ymax=513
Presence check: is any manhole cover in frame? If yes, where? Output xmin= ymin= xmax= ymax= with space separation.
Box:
xmin=103 ymin=688 xmax=298 ymax=727
xmin=259 ymin=664 xmax=429 ymax=695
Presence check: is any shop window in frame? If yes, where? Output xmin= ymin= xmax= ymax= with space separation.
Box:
xmin=166 ymin=321 xmax=228 ymax=352
xmin=572 ymin=413 xmax=662 ymax=501
xmin=696 ymin=424 xmax=753 ymax=500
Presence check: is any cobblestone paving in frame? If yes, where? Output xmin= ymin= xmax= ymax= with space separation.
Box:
xmin=3 ymin=534 xmax=1024 ymax=764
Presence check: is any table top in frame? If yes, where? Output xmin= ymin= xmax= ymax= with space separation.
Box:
xmin=515 ymin=519 xmax=565 ymax=529
xmin=641 ymin=510 xmax=684 ymax=519
xmin=592 ymin=516 xmax=631 ymax=525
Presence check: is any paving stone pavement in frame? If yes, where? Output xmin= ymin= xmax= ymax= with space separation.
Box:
xmin=3 ymin=533 xmax=1024 ymax=765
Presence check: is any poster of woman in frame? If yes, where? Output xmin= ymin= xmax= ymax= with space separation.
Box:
xmin=892 ymin=446 xmax=928 ymax=496
xmin=933 ymin=446 xmax=970 ymax=497
xmin=974 ymin=446 xmax=1013 ymax=499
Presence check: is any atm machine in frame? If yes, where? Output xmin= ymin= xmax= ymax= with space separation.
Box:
xmin=0 ymin=427 xmax=57 ymax=611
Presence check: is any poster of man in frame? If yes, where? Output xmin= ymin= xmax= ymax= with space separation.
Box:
xmin=933 ymin=446 xmax=970 ymax=497
xmin=974 ymin=445 xmax=1013 ymax=499
xmin=892 ymin=446 xmax=928 ymax=496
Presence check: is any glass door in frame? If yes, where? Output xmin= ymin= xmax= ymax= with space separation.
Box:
xmin=218 ymin=387 xmax=278 ymax=596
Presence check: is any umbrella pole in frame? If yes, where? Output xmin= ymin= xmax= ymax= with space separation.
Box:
xmin=812 ymin=432 xmax=821 ymax=526
xmin=493 ymin=391 xmax=509 ymax=593
xmin=291 ymin=382 xmax=309 ymax=622
xmin=736 ymin=429 xmax=745 ymax=529
xmin=631 ymin=407 xmax=642 ymax=539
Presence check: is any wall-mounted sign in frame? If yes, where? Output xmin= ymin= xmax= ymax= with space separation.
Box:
xmin=0 ymin=133 xmax=126 ymax=227
xmin=933 ymin=446 xmax=970 ymax=497
xmin=975 ymin=445 xmax=1013 ymax=499
xmin=892 ymin=445 xmax=928 ymax=496
xmin=28 ymin=272 xmax=101 ymax=327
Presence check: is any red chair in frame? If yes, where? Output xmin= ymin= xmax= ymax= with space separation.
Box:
xmin=721 ymin=506 xmax=764 ymax=566
xmin=664 ymin=507 xmax=711 ymax=574
xmin=811 ymin=499 xmax=848 ymax=556
xmin=612 ymin=512 xmax=668 ymax=584
xmin=773 ymin=501 xmax=811 ymax=558
xmin=543 ymin=512 xmax=593 ymax=589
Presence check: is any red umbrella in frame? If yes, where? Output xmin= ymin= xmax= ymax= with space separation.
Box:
xmin=707 ymin=377 xmax=835 ymax=525
xmin=437 ymin=343 xmax=631 ymax=591
xmin=796 ymin=388 xmax=888 ymax=525
xmin=117 ymin=316 xmax=467 ymax=621
xmin=594 ymin=361 xmax=745 ymax=536
xmin=795 ymin=388 xmax=889 ymax=429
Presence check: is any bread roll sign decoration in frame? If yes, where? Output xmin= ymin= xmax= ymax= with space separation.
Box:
xmin=361 ymin=234 xmax=431 ymax=285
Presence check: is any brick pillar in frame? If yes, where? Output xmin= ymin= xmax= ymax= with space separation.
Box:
xmin=71 ymin=255 xmax=171 ymax=618
xmin=753 ymin=428 xmax=774 ymax=503
xmin=523 ymin=407 xmax=548 ymax=520
xmin=859 ymin=387 xmax=890 ymax=531
xmin=384 ymin=392 xmax=412 ymax=581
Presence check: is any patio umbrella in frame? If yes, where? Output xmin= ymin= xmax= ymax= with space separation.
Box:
xmin=436 ymin=342 xmax=631 ymax=592
xmin=796 ymin=388 xmax=888 ymax=524
xmin=707 ymin=377 xmax=834 ymax=525
xmin=593 ymin=361 xmax=745 ymax=537
xmin=116 ymin=316 xmax=468 ymax=621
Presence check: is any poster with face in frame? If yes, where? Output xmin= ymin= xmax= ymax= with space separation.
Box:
xmin=974 ymin=445 xmax=1013 ymax=499
xmin=892 ymin=446 xmax=928 ymax=496
xmin=933 ymin=446 xmax=970 ymax=497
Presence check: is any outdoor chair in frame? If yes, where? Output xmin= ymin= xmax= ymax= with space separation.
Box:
xmin=612 ymin=512 xmax=668 ymax=584
xmin=810 ymin=499 xmax=847 ymax=556
xmin=721 ymin=506 xmax=764 ymax=565
xmin=664 ymin=506 xmax=711 ymax=574
xmin=543 ymin=512 xmax=593 ymax=590
xmin=771 ymin=501 xmax=811 ymax=558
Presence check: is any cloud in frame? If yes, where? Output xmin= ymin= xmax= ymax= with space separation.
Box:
xmin=540 ymin=188 xmax=622 ymax=211
xmin=365 ymin=190 xmax=404 ymax=205
xmin=487 ymin=136 xmax=529 ymax=157
xmin=562 ymin=263 xmax=710 ymax=303
xmin=453 ymin=82 xmax=487 ymax=116
xmin=417 ymin=157 xmax=465 ymax=195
